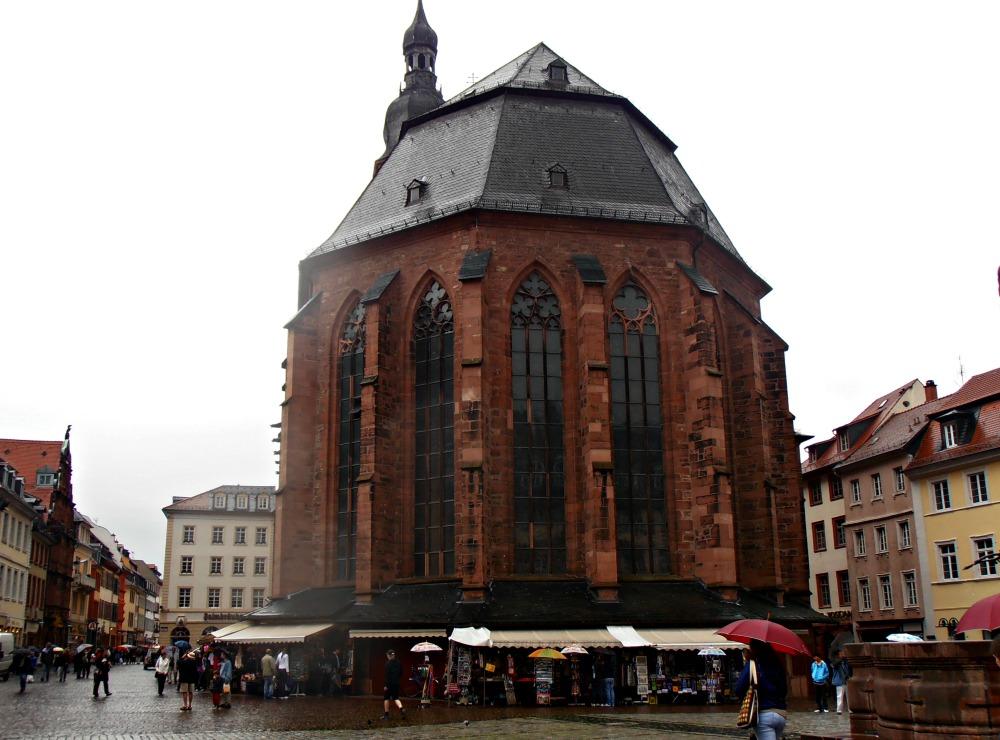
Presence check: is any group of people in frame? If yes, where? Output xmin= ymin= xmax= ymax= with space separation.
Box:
xmin=8 ymin=644 xmax=112 ymax=698
xmin=809 ymin=650 xmax=852 ymax=714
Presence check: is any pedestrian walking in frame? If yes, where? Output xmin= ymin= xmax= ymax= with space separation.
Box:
xmin=154 ymin=648 xmax=170 ymax=696
xmin=275 ymin=647 xmax=290 ymax=699
xmin=12 ymin=650 xmax=36 ymax=694
xmin=54 ymin=649 xmax=68 ymax=682
xmin=73 ymin=648 xmax=86 ymax=679
xmin=735 ymin=640 xmax=789 ymax=740
xmin=177 ymin=650 xmax=199 ymax=711
xmin=830 ymin=650 xmax=852 ymax=714
xmin=381 ymin=649 xmax=405 ymax=720
xmin=811 ymin=653 xmax=830 ymax=713
xmin=92 ymin=648 xmax=112 ymax=698
xmin=260 ymin=648 xmax=276 ymax=699
xmin=218 ymin=651 xmax=233 ymax=709
xmin=40 ymin=644 xmax=53 ymax=682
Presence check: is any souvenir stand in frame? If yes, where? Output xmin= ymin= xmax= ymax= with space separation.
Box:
xmin=635 ymin=629 xmax=743 ymax=704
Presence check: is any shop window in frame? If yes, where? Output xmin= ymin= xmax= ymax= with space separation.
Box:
xmin=609 ymin=283 xmax=668 ymax=575
xmin=511 ymin=272 xmax=566 ymax=574
xmin=337 ymin=301 xmax=365 ymax=581
xmin=413 ymin=280 xmax=455 ymax=577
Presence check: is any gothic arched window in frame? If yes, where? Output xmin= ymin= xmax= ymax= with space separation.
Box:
xmin=609 ymin=283 xmax=668 ymax=575
xmin=511 ymin=272 xmax=566 ymax=574
xmin=336 ymin=301 xmax=365 ymax=581
xmin=413 ymin=281 xmax=455 ymax=577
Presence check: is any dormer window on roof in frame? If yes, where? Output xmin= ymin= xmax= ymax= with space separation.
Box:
xmin=547 ymin=59 xmax=568 ymax=82
xmin=405 ymin=178 xmax=427 ymax=206
xmin=838 ymin=431 xmax=850 ymax=452
xmin=942 ymin=421 xmax=958 ymax=449
xmin=547 ymin=164 xmax=568 ymax=189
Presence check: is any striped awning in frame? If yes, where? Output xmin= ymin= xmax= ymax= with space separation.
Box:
xmin=217 ymin=623 xmax=334 ymax=644
xmin=348 ymin=628 xmax=447 ymax=639
xmin=636 ymin=628 xmax=744 ymax=651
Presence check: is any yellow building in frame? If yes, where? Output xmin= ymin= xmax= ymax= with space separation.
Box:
xmin=909 ymin=369 xmax=1000 ymax=640
xmin=0 ymin=461 xmax=36 ymax=645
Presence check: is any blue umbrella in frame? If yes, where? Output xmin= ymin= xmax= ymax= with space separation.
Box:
xmin=173 ymin=640 xmax=191 ymax=650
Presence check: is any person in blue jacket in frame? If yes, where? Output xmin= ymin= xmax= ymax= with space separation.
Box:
xmin=810 ymin=653 xmax=830 ymax=712
xmin=735 ymin=640 xmax=788 ymax=740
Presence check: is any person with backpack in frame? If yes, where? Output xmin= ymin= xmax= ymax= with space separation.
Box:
xmin=830 ymin=650 xmax=852 ymax=714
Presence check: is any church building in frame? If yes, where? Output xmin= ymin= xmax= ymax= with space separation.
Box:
xmin=265 ymin=1 xmax=818 ymax=666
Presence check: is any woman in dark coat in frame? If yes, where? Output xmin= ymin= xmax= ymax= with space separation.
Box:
xmin=734 ymin=640 xmax=788 ymax=740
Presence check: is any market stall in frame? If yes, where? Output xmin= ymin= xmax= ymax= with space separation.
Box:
xmin=635 ymin=628 xmax=744 ymax=704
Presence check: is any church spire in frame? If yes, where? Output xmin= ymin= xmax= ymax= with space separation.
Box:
xmin=380 ymin=0 xmax=444 ymax=158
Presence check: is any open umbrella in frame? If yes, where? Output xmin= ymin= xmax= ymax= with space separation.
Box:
xmin=956 ymin=592 xmax=1000 ymax=634
xmin=698 ymin=647 xmax=727 ymax=657
xmin=76 ymin=643 xmax=93 ymax=654
xmin=52 ymin=646 xmax=65 ymax=653
xmin=411 ymin=641 xmax=443 ymax=653
xmin=886 ymin=633 xmax=922 ymax=642
xmin=528 ymin=648 xmax=566 ymax=660
xmin=561 ymin=644 xmax=589 ymax=655
xmin=715 ymin=619 xmax=810 ymax=657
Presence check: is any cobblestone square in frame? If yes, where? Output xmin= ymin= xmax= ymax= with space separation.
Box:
xmin=0 ymin=665 xmax=851 ymax=739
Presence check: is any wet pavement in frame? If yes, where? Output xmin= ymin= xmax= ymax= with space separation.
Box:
xmin=0 ymin=665 xmax=851 ymax=739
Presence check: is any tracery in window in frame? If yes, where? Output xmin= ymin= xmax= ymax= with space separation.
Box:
xmin=511 ymin=272 xmax=566 ymax=574
xmin=337 ymin=301 xmax=365 ymax=581
xmin=413 ymin=281 xmax=455 ymax=577
xmin=609 ymin=283 xmax=668 ymax=575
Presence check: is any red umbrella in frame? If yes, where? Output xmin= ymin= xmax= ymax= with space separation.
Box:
xmin=955 ymin=593 xmax=1000 ymax=634
xmin=715 ymin=619 xmax=810 ymax=657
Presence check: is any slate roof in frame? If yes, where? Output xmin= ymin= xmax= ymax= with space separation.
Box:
xmin=162 ymin=484 xmax=274 ymax=513
xmin=311 ymin=44 xmax=740 ymax=264
xmin=249 ymin=580 xmax=826 ymax=630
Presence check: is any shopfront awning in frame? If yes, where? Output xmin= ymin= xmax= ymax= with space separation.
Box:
xmin=348 ymin=629 xmax=447 ymax=639
xmin=607 ymin=625 xmax=651 ymax=648
xmin=210 ymin=622 xmax=252 ymax=640
xmin=449 ymin=627 xmax=492 ymax=647
xmin=636 ymin=628 xmax=744 ymax=651
xmin=217 ymin=622 xmax=334 ymax=644
xmin=489 ymin=628 xmax=623 ymax=648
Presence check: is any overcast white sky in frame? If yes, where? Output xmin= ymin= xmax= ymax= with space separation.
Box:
xmin=2 ymin=1 xmax=997 ymax=566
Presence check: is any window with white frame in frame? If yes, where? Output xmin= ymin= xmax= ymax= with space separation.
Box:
xmin=974 ymin=536 xmax=997 ymax=577
xmin=230 ymin=588 xmax=244 ymax=609
xmin=210 ymin=556 xmax=222 ymax=575
xmin=942 ymin=422 xmax=958 ymax=449
xmin=875 ymin=526 xmax=888 ymax=553
xmin=36 ymin=472 xmax=54 ymax=487
xmin=252 ymin=588 xmax=266 ymax=608
xmin=898 ymin=520 xmax=912 ymax=549
xmin=851 ymin=479 xmax=862 ymax=504
xmin=872 ymin=473 xmax=883 ymax=499
xmin=854 ymin=529 xmax=867 ymax=556
xmin=180 ymin=555 xmax=193 ymax=575
xmin=939 ymin=542 xmax=959 ymax=580
xmin=254 ymin=557 xmax=266 ymax=576
xmin=236 ymin=494 xmax=247 ymax=509
xmin=894 ymin=467 xmax=906 ymax=493
xmin=178 ymin=587 xmax=191 ymax=608
xmin=839 ymin=431 xmax=850 ymax=452
xmin=232 ymin=556 xmax=245 ymax=576
xmin=933 ymin=480 xmax=952 ymax=511
xmin=878 ymin=574 xmax=894 ymax=609
xmin=207 ymin=587 xmax=220 ymax=609
xmin=212 ymin=526 xmax=224 ymax=544
xmin=902 ymin=571 xmax=919 ymax=607
xmin=858 ymin=578 xmax=872 ymax=611
xmin=214 ymin=494 xmax=226 ymax=509
xmin=234 ymin=526 xmax=246 ymax=545
xmin=255 ymin=527 xmax=267 ymax=545
xmin=257 ymin=495 xmax=269 ymax=510
xmin=182 ymin=525 xmax=195 ymax=544
xmin=969 ymin=471 xmax=989 ymax=504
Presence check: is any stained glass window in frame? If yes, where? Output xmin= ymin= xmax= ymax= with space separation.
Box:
xmin=413 ymin=281 xmax=455 ymax=576
xmin=337 ymin=302 xmax=365 ymax=581
xmin=511 ymin=272 xmax=566 ymax=574
xmin=609 ymin=283 xmax=668 ymax=574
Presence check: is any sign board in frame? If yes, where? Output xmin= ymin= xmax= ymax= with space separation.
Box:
xmin=635 ymin=655 xmax=649 ymax=700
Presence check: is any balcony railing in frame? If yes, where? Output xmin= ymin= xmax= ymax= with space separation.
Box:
xmin=73 ymin=572 xmax=97 ymax=590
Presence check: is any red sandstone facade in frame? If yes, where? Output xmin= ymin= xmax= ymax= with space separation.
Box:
xmin=274 ymin=211 xmax=808 ymax=604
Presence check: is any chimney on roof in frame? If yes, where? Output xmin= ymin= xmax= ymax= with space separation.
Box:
xmin=925 ymin=380 xmax=938 ymax=401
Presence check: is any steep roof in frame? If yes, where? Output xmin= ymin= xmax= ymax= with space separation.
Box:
xmin=0 ymin=438 xmax=63 ymax=508
xmin=163 ymin=484 xmax=274 ymax=513
xmin=311 ymin=44 xmax=740 ymax=264
xmin=838 ymin=395 xmax=952 ymax=470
